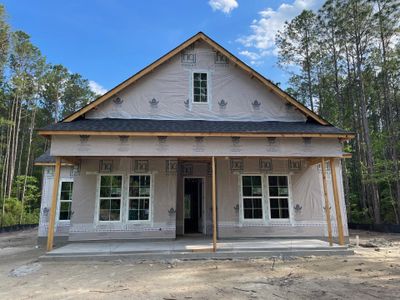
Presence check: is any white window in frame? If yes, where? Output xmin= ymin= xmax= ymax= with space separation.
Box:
xmin=193 ymin=72 xmax=208 ymax=103
xmin=128 ymin=175 xmax=151 ymax=221
xmin=98 ymin=175 xmax=122 ymax=221
xmin=59 ymin=180 xmax=73 ymax=221
xmin=241 ymin=175 xmax=263 ymax=219
xmin=268 ymin=175 xmax=290 ymax=219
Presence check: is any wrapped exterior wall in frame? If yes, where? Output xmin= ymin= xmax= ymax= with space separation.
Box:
xmin=38 ymin=166 xmax=74 ymax=239
xmin=85 ymin=41 xmax=306 ymax=123
xmin=216 ymin=158 xmax=348 ymax=239
xmin=50 ymin=136 xmax=344 ymax=158
xmin=68 ymin=158 xmax=177 ymax=241
xmin=38 ymin=157 xmax=348 ymax=241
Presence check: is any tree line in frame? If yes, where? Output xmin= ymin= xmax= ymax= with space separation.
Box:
xmin=276 ymin=0 xmax=400 ymax=224
xmin=0 ymin=4 xmax=97 ymax=226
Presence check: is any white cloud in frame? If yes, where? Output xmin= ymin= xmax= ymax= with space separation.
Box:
xmin=208 ymin=0 xmax=238 ymax=14
xmin=89 ymin=80 xmax=107 ymax=95
xmin=237 ymin=0 xmax=323 ymax=61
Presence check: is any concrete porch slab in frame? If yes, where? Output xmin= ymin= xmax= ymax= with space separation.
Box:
xmin=40 ymin=238 xmax=353 ymax=261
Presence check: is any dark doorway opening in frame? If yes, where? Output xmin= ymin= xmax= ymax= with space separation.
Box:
xmin=184 ymin=178 xmax=203 ymax=234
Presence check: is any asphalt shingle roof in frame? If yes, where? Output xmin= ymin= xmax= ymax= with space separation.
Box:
xmin=34 ymin=150 xmax=55 ymax=164
xmin=40 ymin=118 xmax=348 ymax=135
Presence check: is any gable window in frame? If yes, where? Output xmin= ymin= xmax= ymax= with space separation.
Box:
xmin=59 ymin=181 xmax=73 ymax=220
xmin=241 ymin=175 xmax=263 ymax=219
xmin=128 ymin=175 xmax=151 ymax=221
xmin=193 ymin=72 xmax=208 ymax=103
xmin=98 ymin=175 xmax=122 ymax=221
xmin=268 ymin=176 xmax=290 ymax=219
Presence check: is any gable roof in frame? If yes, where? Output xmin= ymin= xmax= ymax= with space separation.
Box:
xmin=62 ymin=32 xmax=329 ymax=125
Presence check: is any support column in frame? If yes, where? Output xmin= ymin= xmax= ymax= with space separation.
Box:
xmin=211 ymin=156 xmax=217 ymax=252
xmin=47 ymin=156 xmax=61 ymax=251
xmin=321 ymin=158 xmax=333 ymax=246
xmin=330 ymin=158 xmax=345 ymax=245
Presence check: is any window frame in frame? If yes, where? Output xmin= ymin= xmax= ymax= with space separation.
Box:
xmin=56 ymin=178 xmax=74 ymax=222
xmin=239 ymin=174 xmax=265 ymax=223
xmin=266 ymin=174 xmax=292 ymax=222
xmin=95 ymin=174 xmax=124 ymax=223
xmin=126 ymin=173 xmax=153 ymax=224
xmin=191 ymin=70 xmax=210 ymax=105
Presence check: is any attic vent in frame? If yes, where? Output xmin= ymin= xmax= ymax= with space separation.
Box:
xmin=181 ymin=52 xmax=196 ymax=64
xmin=215 ymin=52 xmax=228 ymax=64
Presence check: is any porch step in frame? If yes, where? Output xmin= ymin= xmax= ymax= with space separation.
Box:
xmin=40 ymin=248 xmax=354 ymax=262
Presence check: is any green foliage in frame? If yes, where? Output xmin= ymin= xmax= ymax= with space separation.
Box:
xmin=0 ymin=4 xmax=96 ymax=227
xmin=0 ymin=197 xmax=39 ymax=226
xmin=277 ymin=0 xmax=400 ymax=224
xmin=13 ymin=176 xmax=41 ymax=208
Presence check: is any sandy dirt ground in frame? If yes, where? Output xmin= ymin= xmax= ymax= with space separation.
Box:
xmin=0 ymin=229 xmax=399 ymax=299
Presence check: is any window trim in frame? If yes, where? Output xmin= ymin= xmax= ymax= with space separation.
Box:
xmin=126 ymin=173 xmax=153 ymax=224
xmin=56 ymin=178 xmax=74 ymax=223
xmin=191 ymin=70 xmax=211 ymax=105
xmin=239 ymin=174 xmax=265 ymax=223
xmin=95 ymin=174 xmax=124 ymax=223
xmin=266 ymin=174 xmax=293 ymax=223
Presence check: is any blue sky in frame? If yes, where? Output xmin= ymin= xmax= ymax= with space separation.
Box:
xmin=2 ymin=0 xmax=323 ymax=94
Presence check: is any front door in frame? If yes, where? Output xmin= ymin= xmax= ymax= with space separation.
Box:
xmin=184 ymin=178 xmax=203 ymax=234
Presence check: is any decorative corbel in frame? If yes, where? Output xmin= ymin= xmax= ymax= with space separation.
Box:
xmin=252 ymin=99 xmax=261 ymax=109
xmin=149 ymin=98 xmax=159 ymax=107
xmin=218 ymin=99 xmax=228 ymax=108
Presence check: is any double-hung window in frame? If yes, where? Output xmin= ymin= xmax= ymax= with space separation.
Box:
xmin=241 ymin=175 xmax=263 ymax=219
xmin=98 ymin=175 xmax=122 ymax=221
xmin=59 ymin=181 xmax=73 ymax=221
xmin=193 ymin=72 xmax=208 ymax=103
xmin=268 ymin=176 xmax=290 ymax=219
xmin=128 ymin=175 xmax=151 ymax=221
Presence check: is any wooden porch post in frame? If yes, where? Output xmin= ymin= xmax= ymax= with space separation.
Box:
xmin=47 ymin=156 xmax=61 ymax=251
xmin=330 ymin=158 xmax=345 ymax=245
xmin=321 ymin=158 xmax=333 ymax=246
xmin=211 ymin=156 xmax=217 ymax=252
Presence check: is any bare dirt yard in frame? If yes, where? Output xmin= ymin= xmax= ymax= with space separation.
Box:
xmin=0 ymin=229 xmax=399 ymax=299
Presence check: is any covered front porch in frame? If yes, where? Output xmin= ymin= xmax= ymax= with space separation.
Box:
xmin=42 ymin=152 xmax=349 ymax=255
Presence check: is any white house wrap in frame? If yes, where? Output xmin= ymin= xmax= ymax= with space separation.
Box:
xmin=35 ymin=32 xmax=352 ymax=249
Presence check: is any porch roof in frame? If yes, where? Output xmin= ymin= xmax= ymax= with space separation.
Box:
xmin=38 ymin=118 xmax=351 ymax=136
